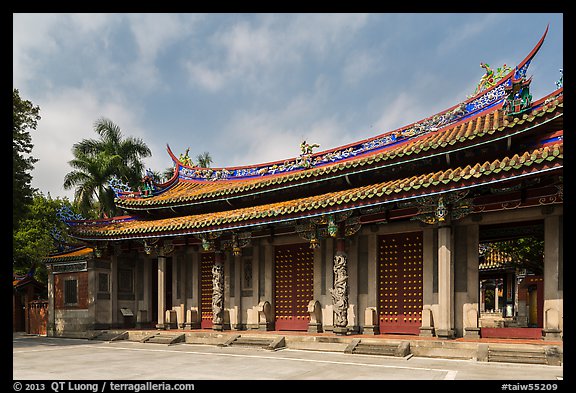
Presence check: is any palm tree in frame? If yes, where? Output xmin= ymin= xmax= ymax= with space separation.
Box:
xmin=196 ymin=151 xmax=213 ymax=168
xmin=63 ymin=118 xmax=151 ymax=218
xmin=163 ymin=166 xmax=177 ymax=182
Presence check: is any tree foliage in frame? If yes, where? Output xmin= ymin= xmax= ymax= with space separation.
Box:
xmin=489 ymin=237 xmax=544 ymax=275
xmin=13 ymin=192 xmax=74 ymax=284
xmin=63 ymin=118 xmax=151 ymax=218
xmin=196 ymin=151 xmax=213 ymax=168
xmin=13 ymin=88 xmax=40 ymax=230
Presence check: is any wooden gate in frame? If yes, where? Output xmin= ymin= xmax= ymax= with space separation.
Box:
xmin=274 ymin=243 xmax=314 ymax=331
xmin=26 ymin=300 xmax=48 ymax=335
xmin=200 ymin=253 xmax=215 ymax=329
xmin=378 ymin=232 xmax=423 ymax=335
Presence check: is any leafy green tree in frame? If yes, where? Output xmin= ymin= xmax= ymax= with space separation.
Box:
xmin=13 ymin=192 xmax=74 ymax=283
xmin=13 ymin=88 xmax=40 ymax=230
xmin=64 ymin=150 xmax=121 ymax=218
xmin=490 ymin=237 xmax=544 ymax=275
xmin=163 ymin=166 xmax=177 ymax=182
xmin=63 ymin=118 xmax=151 ymax=218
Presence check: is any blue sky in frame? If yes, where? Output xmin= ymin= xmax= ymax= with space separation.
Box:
xmin=13 ymin=13 xmax=563 ymax=201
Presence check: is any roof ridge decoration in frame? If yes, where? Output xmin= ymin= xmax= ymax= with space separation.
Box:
xmin=470 ymin=62 xmax=513 ymax=98
xmin=71 ymin=142 xmax=563 ymax=241
xmin=117 ymin=25 xmax=549 ymax=199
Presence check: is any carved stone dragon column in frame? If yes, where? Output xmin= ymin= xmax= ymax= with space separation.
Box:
xmin=330 ymin=232 xmax=349 ymax=335
xmin=212 ymin=251 xmax=225 ymax=331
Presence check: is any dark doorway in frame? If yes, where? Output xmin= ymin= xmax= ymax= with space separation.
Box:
xmin=478 ymin=220 xmax=544 ymax=338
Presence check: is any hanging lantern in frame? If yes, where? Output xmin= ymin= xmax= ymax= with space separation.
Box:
xmin=231 ymin=234 xmax=241 ymax=256
xmin=143 ymin=241 xmax=152 ymax=255
xmin=309 ymin=231 xmax=320 ymax=249
xmin=435 ymin=196 xmax=447 ymax=222
xmin=327 ymin=215 xmax=338 ymax=238
xmin=202 ymin=238 xmax=213 ymax=252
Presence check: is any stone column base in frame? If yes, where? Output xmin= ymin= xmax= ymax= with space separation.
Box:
xmin=419 ymin=326 xmax=435 ymax=337
xmin=258 ymin=322 xmax=274 ymax=331
xmin=155 ymin=323 xmax=167 ymax=330
xmin=333 ymin=326 xmax=348 ymax=335
xmin=435 ymin=329 xmax=455 ymax=339
xmin=464 ymin=327 xmax=480 ymax=339
xmin=307 ymin=323 xmax=323 ymax=333
xmin=212 ymin=323 xmax=224 ymax=331
xmin=184 ymin=322 xmax=200 ymax=329
xmin=542 ymin=328 xmax=562 ymax=341
xmin=362 ymin=325 xmax=380 ymax=335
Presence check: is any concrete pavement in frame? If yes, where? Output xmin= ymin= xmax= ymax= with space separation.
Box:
xmin=13 ymin=334 xmax=564 ymax=381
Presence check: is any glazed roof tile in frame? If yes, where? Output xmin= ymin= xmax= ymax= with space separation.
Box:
xmin=42 ymin=247 xmax=94 ymax=262
xmin=115 ymin=97 xmax=563 ymax=210
xmin=479 ymin=248 xmax=514 ymax=271
xmin=72 ymin=143 xmax=563 ymax=241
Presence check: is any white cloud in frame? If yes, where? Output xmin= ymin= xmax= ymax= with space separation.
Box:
xmin=342 ymin=50 xmax=380 ymax=86
xmin=185 ymin=63 xmax=227 ymax=92
xmin=184 ymin=13 xmax=371 ymax=93
xmin=436 ymin=14 xmax=503 ymax=55
xmin=13 ymin=13 xmax=61 ymax=89
xmin=29 ymin=87 xmax=158 ymax=200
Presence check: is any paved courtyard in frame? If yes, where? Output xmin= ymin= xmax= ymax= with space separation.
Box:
xmin=13 ymin=335 xmax=563 ymax=382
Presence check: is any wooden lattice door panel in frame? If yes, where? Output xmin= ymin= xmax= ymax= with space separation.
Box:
xmin=274 ymin=243 xmax=314 ymax=331
xmin=378 ymin=232 xmax=423 ymax=335
xmin=200 ymin=253 xmax=215 ymax=329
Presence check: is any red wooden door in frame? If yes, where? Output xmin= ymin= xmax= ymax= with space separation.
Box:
xmin=274 ymin=243 xmax=314 ymax=331
xmin=200 ymin=253 xmax=215 ymax=329
xmin=27 ymin=300 xmax=47 ymax=335
xmin=378 ymin=232 xmax=423 ymax=335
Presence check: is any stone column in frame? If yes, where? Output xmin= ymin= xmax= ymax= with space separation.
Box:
xmin=212 ymin=251 xmax=225 ymax=331
xmin=110 ymin=254 xmax=118 ymax=328
xmin=542 ymin=214 xmax=563 ymax=340
xmin=232 ymin=252 xmax=242 ymax=330
xmin=139 ymin=258 xmax=151 ymax=328
xmin=436 ymin=225 xmax=454 ymax=338
xmin=46 ymin=265 xmax=55 ymax=336
xmin=156 ymin=256 xmax=167 ymax=329
xmin=419 ymin=227 xmax=435 ymax=337
xmin=331 ymin=235 xmax=349 ymax=335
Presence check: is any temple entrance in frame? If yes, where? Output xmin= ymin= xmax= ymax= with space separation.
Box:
xmin=200 ymin=253 xmax=215 ymax=329
xmin=377 ymin=231 xmax=423 ymax=335
xmin=274 ymin=243 xmax=314 ymax=331
xmin=478 ymin=221 xmax=544 ymax=338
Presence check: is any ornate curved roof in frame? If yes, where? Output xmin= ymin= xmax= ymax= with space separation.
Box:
xmin=72 ymin=141 xmax=562 ymax=241
xmin=110 ymin=25 xmax=552 ymax=213
xmin=68 ymin=26 xmax=563 ymax=242
xmin=115 ymin=93 xmax=562 ymax=211
xmin=165 ymin=26 xmax=548 ymax=183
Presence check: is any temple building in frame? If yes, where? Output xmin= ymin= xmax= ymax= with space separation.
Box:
xmin=44 ymin=26 xmax=562 ymax=341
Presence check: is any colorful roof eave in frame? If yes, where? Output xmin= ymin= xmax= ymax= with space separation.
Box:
xmin=41 ymin=246 xmax=94 ymax=263
xmin=115 ymin=95 xmax=563 ymax=211
xmin=71 ymin=143 xmax=563 ymax=242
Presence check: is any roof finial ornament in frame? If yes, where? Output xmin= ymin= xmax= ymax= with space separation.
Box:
xmin=298 ymin=140 xmax=320 ymax=169
xmin=179 ymin=147 xmax=192 ymax=167
xmin=555 ymin=69 xmax=563 ymax=88
xmin=471 ymin=62 xmax=512 ymax=97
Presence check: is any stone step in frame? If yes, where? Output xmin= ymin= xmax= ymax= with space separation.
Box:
xmin=89 ymin=331 xmax=128 ymax=342
xmin=488 ymin=348 xmax=547 ymax=365
xmin=142 ymin=333 xmax=185 ymax=345
xmin=221 ymin=335 xmax=286 ymax=350
xmin=352 ymin=344 xmax=398 ymax=356
xmin=233 ymin=337 xmax=275 ymax=347
xmin=346 ymin=339 xmax=411 ymax=357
